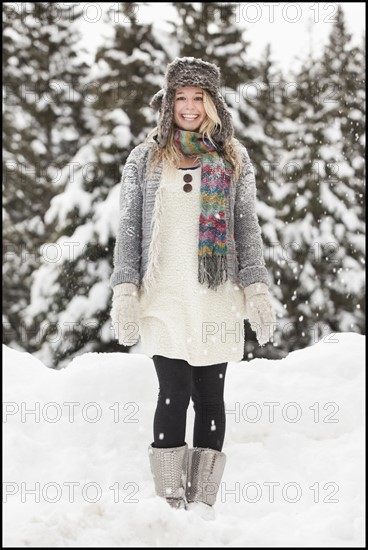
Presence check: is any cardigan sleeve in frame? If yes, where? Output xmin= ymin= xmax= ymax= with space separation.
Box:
xmin=109 ymin=144 xmax=149 ymax=289
xmin=233 ymin=144 xmax=271 ymax=289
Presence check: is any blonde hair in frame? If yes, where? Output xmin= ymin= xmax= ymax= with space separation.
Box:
xmin=145 ymin=89 xmax=242 ymax=181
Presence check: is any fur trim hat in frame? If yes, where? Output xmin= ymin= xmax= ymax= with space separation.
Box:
xmin=149 ymin=56 xmax=234 ymax=148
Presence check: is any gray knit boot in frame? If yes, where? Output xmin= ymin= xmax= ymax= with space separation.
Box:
xmin=148 ymin=443 xmax=188 ymax=509
xmin=185 ymin=447 xmax=226 ymax=520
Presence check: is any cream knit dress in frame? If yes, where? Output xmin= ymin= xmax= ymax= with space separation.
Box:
xmin=138 ymin=162 xmax=247 ymax=366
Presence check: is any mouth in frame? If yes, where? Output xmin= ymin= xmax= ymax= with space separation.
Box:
xmin=181 ymin=115 xmax=200 ymax=121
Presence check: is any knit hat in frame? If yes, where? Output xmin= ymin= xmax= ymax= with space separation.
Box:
xmin=149 ymin=56 xmax=234 ymax=148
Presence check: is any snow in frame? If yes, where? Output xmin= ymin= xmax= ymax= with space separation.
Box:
xmin=3 ymin=333 xmax=365 ymax=547
xmin=320 ymin=182 xmax=360 ymax=231
xmin=94 ymin=184 xmax=121 ymax=245
xmin=45 ymin=143 xmax=98 ymax=227
xmin=347 ymin=109 xmax=362 ymax=121
xmin=23 ymin=263 xmax=59 ymax=320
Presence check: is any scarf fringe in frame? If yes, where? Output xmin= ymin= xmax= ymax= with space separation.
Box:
xmin=198 ymin=254 xmax=228 ymax=291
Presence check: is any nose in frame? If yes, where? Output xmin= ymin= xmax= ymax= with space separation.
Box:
xmin=185 ymin=98 xmax=197 ymax=110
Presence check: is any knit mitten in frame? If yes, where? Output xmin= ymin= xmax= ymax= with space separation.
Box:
xmin=244 ymin=282 xmax=276 ymax=346
xmin=110 ymin=283 xmax=140 ymax=346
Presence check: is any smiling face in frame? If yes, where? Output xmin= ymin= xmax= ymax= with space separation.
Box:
xmin=173 ymin=87 xmax=207 ymax=132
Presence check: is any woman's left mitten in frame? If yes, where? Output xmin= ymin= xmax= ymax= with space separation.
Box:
xmin=244 ymin=282 xmax=276 ymax=346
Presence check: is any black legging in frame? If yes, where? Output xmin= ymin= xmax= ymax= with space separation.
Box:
xmin=152 ymin=355 xmax=228 ymax=451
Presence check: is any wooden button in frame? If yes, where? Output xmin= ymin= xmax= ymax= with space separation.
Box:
xmin=183 ymin=174 xmax=193 ymax=183
xmin=183 ymin=183 xmax=192 ymax=192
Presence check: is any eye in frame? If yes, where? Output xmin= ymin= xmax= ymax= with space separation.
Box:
xmin=195 ymin=96 xmax=203 ymax=101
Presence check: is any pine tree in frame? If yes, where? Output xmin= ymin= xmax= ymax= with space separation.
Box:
xmin=317 ymin=5 xmax=365 ymax=334
xmin=3 ymin=2 xmax=90 ymax=352
xmin=243 ymin=44 xmax=287 ymax=359
xmin=171 ymin=2 xmax=254 ymax=85
xmin=275 ymin=6 xmax=365 ymax=351
xmin=23 ymin=2 xmax=168 ymax=367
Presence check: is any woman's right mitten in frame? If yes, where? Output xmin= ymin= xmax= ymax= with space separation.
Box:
xmin=110 ymin=283 xmax=140 ymax=346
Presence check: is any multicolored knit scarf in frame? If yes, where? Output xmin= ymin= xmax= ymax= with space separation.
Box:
xmin=173 ymin=128 xmax=233 ymax=290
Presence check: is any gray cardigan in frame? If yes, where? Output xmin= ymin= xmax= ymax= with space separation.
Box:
xmin=110 ymin=139 xmax=270 ymax=291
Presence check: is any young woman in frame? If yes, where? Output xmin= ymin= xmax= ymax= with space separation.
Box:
xmin=110 ymin=57 xmax=276 ymax=519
